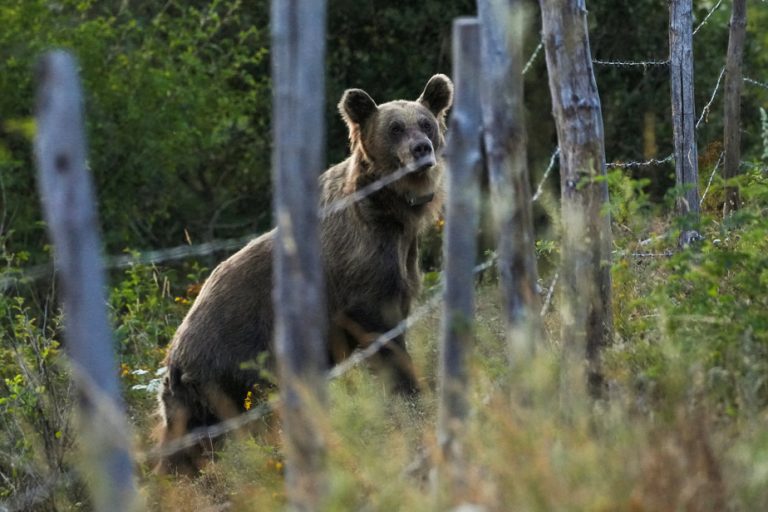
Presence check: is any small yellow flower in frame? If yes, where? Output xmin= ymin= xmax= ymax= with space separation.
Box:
xmin=244 ymin=391 xmax=253 ymax=411
xmin=120 ymin=363 xmax=130 ymax=377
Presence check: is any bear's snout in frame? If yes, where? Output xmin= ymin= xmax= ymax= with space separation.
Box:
xmin=409 ymin=139 xmax=435 ymax=173
xmin=411 ymin=140 xmax=433 ymax=160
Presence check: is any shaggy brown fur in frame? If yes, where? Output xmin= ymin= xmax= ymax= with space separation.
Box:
xmin=155 ymin=74 xmax=453 ymax=475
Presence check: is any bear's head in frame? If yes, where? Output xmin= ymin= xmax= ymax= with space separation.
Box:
xmin=339 ymin=74 xmax=453 ymax=211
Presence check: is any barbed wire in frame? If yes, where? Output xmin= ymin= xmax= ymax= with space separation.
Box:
xmin=626 ymin=251 xmax=674 ymax=258
xmin=540 ymin=271 xmax=558 ymax=317
xmin=693 ymin=0 xmax=724 ymax=36
xmin=0 ymin=235 xmax=256 ymax=292
xmin=700 ymin=151 xmax=724 ymax=207
xmin=139 ymin=400 xmax=276 ymax=465
xmin=531 ymin=147 xmax=560 ymax=202
xmin=0 ymin=158 xmax=446 ymax=292
xmin=593 ymin=58 xmax=669 ymax=69
xmin=697 ymin=66 xmax=726 ymax=129
xmin=522 ymin=41 xmax=543 ymax=75
xmin=607 ymin=154 xmax=674 ymax=169
xmin=589 ymin=0 xmax=721 ymax=72
xmin=744 ymin=76 xmax=768 ymax=91
xmin=321 ymin=156 xmax=434 ymax=218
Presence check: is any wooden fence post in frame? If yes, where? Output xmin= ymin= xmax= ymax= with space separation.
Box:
xmin=669 ymin=0 xmax=701 ymax=221
xmin=271 ymin=1 xmax=328 ymax=509
xmin=477 ymin=0 xmax=542 ymax=365
xmin=539 ymin=0 xmax=613 ymax=402
xmin=438 ymin=17 xmax=483 ymax=498
xmin=33 ymin=51 xmax=137 ymax=511
xmin=722 ymin=0 xmax=747 ymax=216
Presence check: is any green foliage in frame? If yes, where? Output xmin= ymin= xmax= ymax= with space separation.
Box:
xmin=0 ymin=284 xmax=78 ymax=506
xmin=761 ymin=107 xmax=768 ymax=162
xmin=664 ymin=173 xmax=768 ymax=411
xmin=604 ymin=168 xmax=655 ymax=233
xmin=608 ymin=167 xmax=768 ymax=419
xmin=110 ymin=260 xmax=196 ymax=368
xmin=1 ymin=0 xmax=272 ymax=259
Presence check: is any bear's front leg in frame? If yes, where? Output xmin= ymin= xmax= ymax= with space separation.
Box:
xmin=336 ymin=304 xmax=420 ymax=396
xmin=375 ymin=333 xmax=420 ymax=396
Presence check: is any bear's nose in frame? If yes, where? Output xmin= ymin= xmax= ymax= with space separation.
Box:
xmin=411 ymin=140 xmax=433 ymax=160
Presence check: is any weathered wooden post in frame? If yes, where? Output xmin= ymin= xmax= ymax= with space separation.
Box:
xmin=477 ymin=0 xmax=542 ymax=365
xmin=271 ymin=0 xmax=328 ymax=509
xmin=438 ymin=17 xmax=483 ymax=497
xmin=669 ymin=0 xmax=701 ymax=221
xmin=722 ymin=0 xmax=747 ymax=215
xmin=539 ymin=0 xmax=613 ymax=401
xmin=34 ymin=51 xmax=137 ymax=511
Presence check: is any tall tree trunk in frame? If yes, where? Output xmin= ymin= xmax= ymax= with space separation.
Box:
xmin=438 ymin=16 xmax=483 ymax=500
xmin=723 ymin=0 xmax=747 ymax=216
xmin=669 ymin=0 xmax=701 ymax=221
xmin=34 ymin=51 xmax=138 ymax=512
xmin=539 ymin=0 xmax=613 ymax=401
xmin=271 ymin=1 xmax=328 ymax=509
xmin=477 ymin=0 xmax=542 ymax=365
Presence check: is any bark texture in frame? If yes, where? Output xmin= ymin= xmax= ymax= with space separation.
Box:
xmin=478 ymin=0 xmax=542 ymax=363
xmin=539 ymin=0 xmax=613 ymax=399
xmin=723 ymin=0 xmax=747 ymax=215
xmin=669 ymin=0 xmax=701 ymax=219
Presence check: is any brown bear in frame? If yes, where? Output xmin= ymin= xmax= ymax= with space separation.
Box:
xmin=155 ymin=74 xmax=453 ymax=475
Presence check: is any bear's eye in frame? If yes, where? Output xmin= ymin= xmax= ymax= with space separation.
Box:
xmin=419 ymin=119 xmax=434 ymax=137
xmin=389 ymin=122 xmax=405 ymax=138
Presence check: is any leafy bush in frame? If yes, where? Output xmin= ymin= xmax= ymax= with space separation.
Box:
xmin=1 ymin=0 xmax=272 ymax=260
xmin=0 ymin=251 xmax=79 ymax=508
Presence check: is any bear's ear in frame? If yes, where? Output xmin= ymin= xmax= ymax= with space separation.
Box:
xmin=338 ymin=89 xmax=378 ymax=127
xmin=417 ymin=74 xmax=453 ymax=116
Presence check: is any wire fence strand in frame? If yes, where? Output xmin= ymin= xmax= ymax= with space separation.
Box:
xmin=700 ymin=151 xmax=724 ymax=207
xmin=697 ymin=66 xmax=726 ymax=129
xmin=532 ymin=147 xmax=560 ymax=202
xmin=593 ymin=58 xmax=669 ymax=68
xmin=607 ymin=154 xmax=674 ymax=169
xmin=693 ymin=0 xmax=724 ymax=36
xmin=1 ymin=157 xmax=444 ymax=291
xmin=522 ymin=41 xmax=543 ymax=75
xmin=744 ymin=76 xmax=768 ymax=91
